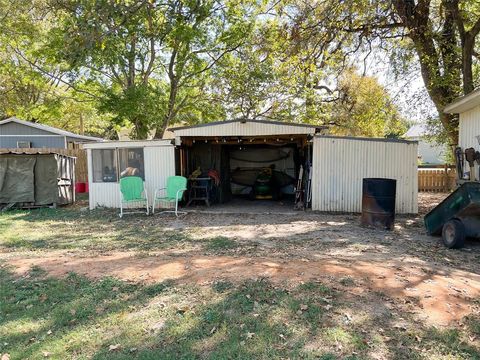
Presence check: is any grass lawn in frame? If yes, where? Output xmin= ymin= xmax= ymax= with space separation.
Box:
xmin=1 ymin=207 xmax=480 ymax=359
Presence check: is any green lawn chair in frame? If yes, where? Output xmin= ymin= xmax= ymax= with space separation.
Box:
xmin=153 ymin=176 xmax=187 ymax=216
xmin=119 ymin=176 xmax=149 ymax=218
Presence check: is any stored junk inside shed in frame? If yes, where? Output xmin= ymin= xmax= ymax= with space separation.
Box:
xmin=170 ymin=120 xmax=325 ymax=209
xmin=0 ymin=151 xmax=76 ymax=209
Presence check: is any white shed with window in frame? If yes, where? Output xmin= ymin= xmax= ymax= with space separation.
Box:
xmin=83 ymin=140 xmax=175 ymax=210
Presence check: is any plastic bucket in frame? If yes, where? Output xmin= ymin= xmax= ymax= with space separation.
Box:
xmin=75 ymin=182 xmax=86 ymax=193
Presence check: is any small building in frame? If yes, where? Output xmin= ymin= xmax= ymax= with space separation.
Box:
xmin=83 ymin=140 xmax=175 ymax=209
xmin=445 ymin=89 xmax=480 ymax=178
xmin=85 ymin=119 xmax=418 ymax=214
xmin=0 ymin=117 xmax=102 ymax=149
xmin=0 ymin=150 xmax=76 ymax=207
xmin=404 ymin=124 xmax=446 ymax=165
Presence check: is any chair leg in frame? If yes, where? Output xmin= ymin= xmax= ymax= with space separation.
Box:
xmin=119 ymin=202 xmax=123 ymax=218
xmin=152 ymin=199 xmax=155 ymax=214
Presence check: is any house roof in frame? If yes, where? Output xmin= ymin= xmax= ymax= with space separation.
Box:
xmin=0 ymin=117 xmax=103 ymax=142
xmin=404 ymin=124 xmax=428 ymax=138
xmin=444 ymin=88 xmax=480 ymax=114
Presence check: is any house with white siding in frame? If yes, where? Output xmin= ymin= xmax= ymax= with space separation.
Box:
xmin=404 ymin=124 xmax=446 ymax=165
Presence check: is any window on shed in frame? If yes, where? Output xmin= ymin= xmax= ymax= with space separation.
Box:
xmin=118 ymin=148 xmax=145 ymax=180
xmin=92 ymin=149 xmax=118 ymax=182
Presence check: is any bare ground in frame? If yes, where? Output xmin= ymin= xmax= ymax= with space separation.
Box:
xmin=2 ymin=192 xmax=480 ymax=331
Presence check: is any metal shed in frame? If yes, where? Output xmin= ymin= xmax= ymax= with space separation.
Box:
xmin=312 ymin=136 xmax=418 ymax=214
xmin=83 ymin=120 xmax=419 ymax=214
xmin=83 ymin=140 xmax=175 ymax=209
xmin=0 ymin=150 xmax=76 ymax=208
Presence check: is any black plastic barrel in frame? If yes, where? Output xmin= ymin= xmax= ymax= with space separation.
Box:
xmin=361 ymin=178 xmax=396 ymax=230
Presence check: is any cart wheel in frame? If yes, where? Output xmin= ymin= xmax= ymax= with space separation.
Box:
xmin=442 ymin=219 xmax=465 ymax=249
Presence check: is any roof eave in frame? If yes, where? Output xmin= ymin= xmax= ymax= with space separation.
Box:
xmin=168 ymin=119 xmax=327 ymax=132
xmin=444 ymin=89 xmax=480 ymax=114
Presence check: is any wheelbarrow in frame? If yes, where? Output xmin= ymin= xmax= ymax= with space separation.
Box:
xmin=424 ymin=182 xmax=480 ymax=248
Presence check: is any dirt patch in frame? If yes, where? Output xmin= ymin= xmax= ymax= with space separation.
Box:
xmin=3 ymin=192 xmax=480 ymax=329
xmin=7 ymin=250 xmax=480 ymax=327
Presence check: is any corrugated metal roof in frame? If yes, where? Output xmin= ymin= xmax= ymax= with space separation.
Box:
xmin=170 ymin=119 xmax=326 ymax=131
xmin=0 ymin=117 xmax=103 ymax=142
xmin=0 ymin=149 xmax=76 ymax=157
xmin=317 ymin=134 xmax=418 ymax=144
xmin=83 ymin=139 xmax=173 ymax=149
xmin=170 ymin=119 xmax=327 ymax=141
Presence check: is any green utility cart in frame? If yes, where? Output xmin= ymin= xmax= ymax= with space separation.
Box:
xmin=424 ymin=182 xmax=480 ymax=249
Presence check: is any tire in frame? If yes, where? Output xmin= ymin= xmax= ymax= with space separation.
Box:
xmin=442 ymin=219 xmax=465 ymax=249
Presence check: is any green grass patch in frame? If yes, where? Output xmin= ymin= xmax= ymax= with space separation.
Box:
xmin=203 ymin=236 xmax=238 ymax=252
xmin=1 ymin=266 xmax=479 ymax=359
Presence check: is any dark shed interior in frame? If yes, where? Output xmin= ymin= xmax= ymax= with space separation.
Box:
xmin=177 ymin=135 xmax=313 ymax=208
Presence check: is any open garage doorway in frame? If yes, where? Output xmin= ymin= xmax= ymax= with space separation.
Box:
xmin=170 ymin=120 xmax=325 ymax=212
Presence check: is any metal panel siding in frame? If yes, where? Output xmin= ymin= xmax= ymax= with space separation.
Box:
xmin=174 ymin=122 xmax=316 ymax=138
xmin=144 ymin=146 xmax=176 ymax=205
xmin=87 ymin=145 xmax=176 ymax=209
xmin=0 ymin=122 xmax=54 ymax=135
xmin=459 ymin=105 xmax=480 ymax=177
xmin=312 ymin=137 xmax=418 ymax=214
xmin=0 ymin=136 xmax=66 ymax=148
xmin=89 ymin=183 xmax=120 ymax=209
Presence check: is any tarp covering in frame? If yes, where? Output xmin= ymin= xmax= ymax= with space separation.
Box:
xmin=0 ymin=156 xmax=36 ymax=203
xmin=34 ymin=155 xmax=58 ymax=205
xmin=231 ymin=168 xmax=295 ymax=187
xmin=0 ymin=154 xmax=59 ymax=205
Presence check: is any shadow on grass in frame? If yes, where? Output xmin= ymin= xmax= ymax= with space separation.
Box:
xmin=0 ymin=208 xmax=250 ymax=254
xmin=1 ymin=265 xmax=479 ymax=359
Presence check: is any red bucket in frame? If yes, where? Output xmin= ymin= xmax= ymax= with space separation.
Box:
xmin=84 ymin=182 xmax=89 ymax=193
xmin=75 ymin=182 xmax=86 ymax=193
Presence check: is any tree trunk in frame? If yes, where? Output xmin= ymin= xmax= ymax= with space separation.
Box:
xmin=463 ymin=35 xmax=475 ymax=95
xmin=154 ymin=79 xmax=178 ymax=139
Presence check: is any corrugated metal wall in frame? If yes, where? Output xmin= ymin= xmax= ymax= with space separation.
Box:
xmin=312 ymin=136 xmax=418 ymax=214
xmin=144 ymin=145 xmax=176 ymax=204
xmin=459 ymin=105 xmax=480 ymax=178
xmin=87 ymin=145 xmax=176 ymax=209
xmin=174 ymin=121 xmax=316 ymax=138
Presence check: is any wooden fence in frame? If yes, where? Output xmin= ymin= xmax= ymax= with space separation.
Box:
xmin=418 ymin=166 xmax=456 ymax=192
xmin=0 ymin=147 xmax=88 ymax=183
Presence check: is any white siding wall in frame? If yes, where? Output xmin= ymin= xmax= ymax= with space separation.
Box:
xmin=88 ymin=145 xmax=175 ymax=209
xmin=459 ymin=105 xmax=480 ymax=178
xmin=144 ymin=145 xmax=176 ymax=204
xmin=312 ymin=136 xmax=418 ymax=214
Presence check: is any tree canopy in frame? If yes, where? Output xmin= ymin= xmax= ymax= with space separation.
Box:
xmin=2 ymin=0 xmax=478 ymax=142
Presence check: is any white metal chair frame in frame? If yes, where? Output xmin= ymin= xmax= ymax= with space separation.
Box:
xmin=119 ymin=184 xmax=149 ymax=218
xmin=152 ymin=187 xmax=187 ymax=216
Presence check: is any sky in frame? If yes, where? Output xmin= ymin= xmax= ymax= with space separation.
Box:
xmin=361 ymin=47 xmax=437 ymax=127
